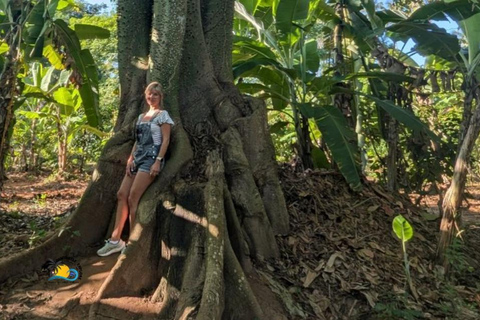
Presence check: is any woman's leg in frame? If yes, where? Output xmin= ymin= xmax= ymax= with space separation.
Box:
xmin=127 ymin=171 xmax=155 ymax=236
xmin=110 ymin=174 xmax=135 ymax=241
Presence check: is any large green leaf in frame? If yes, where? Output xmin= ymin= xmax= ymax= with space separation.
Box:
xmin=392 ymin=215 xmax=414 ymax=242
xmin=240 ymin=66 xmax=290 ymax=110
xmin=0 ymin=41 xmax=9 ymax=54
xmin=408 ymin=0 xmax=480 ymax=22
xmin=303 ymin=39 xmax=319 ymax=74
xmin=299 ymin=104 xmax=362 ymax=191
xmin=234 ymin=57 xmax=281 ymax=78
xmin=376 ymin=10 xmax=406 ymax=23
xmin=237 ymin=82 xmax=290 ymax=102
xmin=276 ymin=0 xmax=310 ymax=34
xmin=31 ymin=62 xmax=42 ymax=87
xmin=43 ymin=44 xmax=64 ymax=69
xmin=70 ymin=124 xmax=108 ymax=139
xmin=346 ymin=72 xmax=414 ymax=83
xmin=462 ymin=13 xmax=480 ymax=65
xmin=388 ymin=21 xmax=460 ymax=62
xmin=366 ymin=95 xmax=441 ymax=143
xmin=74 ymin=24 xmax=110 ymax=40
xmin=53 ymin=87 xmax=75 ymax=116
xmin=238 ymin=0 xmax=261 ymax=14
xmin=40 ymin=67 xmax=60 ymax=92
xmin=233 ymin=36 xmax=278 ymax=60
xmin=23 ymin=1 xmax=46 ymax=45
xmin=309 ymin=0 xmax=338 ymax=22
xmin=53 ymin=19 xmax=100 ymax=127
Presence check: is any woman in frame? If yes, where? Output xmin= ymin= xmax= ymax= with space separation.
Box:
xmin=97 ymin=82 xmax=174 ymax=256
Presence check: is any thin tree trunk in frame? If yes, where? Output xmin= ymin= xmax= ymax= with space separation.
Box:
xmin=56 ymin=116 xmax=67 ymax=172
xmin=437 ymin=97 xmax=480 ymax=268
xmin=386 ymin=116 xmax=398 ymax=191
xmin=0 ymin=54 xmax=18 ymax=191
xmin=30 ymin=118 xmax=37 ymax=170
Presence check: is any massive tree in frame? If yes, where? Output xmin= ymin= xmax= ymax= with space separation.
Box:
xmin=0 ymin=0 xmax=290 ymax=318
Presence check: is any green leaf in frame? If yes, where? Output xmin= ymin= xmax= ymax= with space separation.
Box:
xmin=303 ymin=39 xmax=319 ymax=74
xmin=0 ymin=41 xmax=9 ymax=54
xmin=377 ymin=10 xmax=407 ymax=23
xmin=53 ymin=19 xmax=100 ymax=127
xmin=311 ymin=145 xmax=331 ymax=169
xmin=237 ymin=82 xmax=290 ymax=102
xmin=387 ymin=21 xmax=460 ymax=62
xmin=392 ymin=215 xmax=414 ymax=242
xmin=408 ymin=1 xmax=480 ymax=22
xmin=53 ymin=87 xmax=75 ymax=115
xmin=18 ymin=110 xmax=41 ymax=119
xmin=269 ymin=121 xmax=289 ymax=134
xmin=74 ymin=24 xmax=110 ymax=40
xmin=299 ymin=104 xmax=362 ymax=191
xmin=58 ymin=69 xmax=72 ymax=86
xmin=233 ymin=57 xmax=281 ymax=78
xmin=23 ymin=1 xmax=46 ymax=45
xmin=276 ymin=0 xmax=310 ymax=34
xmin=31 ymin=62 xmax=42 ymax=87
xmin=40 ymin=67 xmax=59 ymax=92
xmin=365 ymin=95 xmax=441 ymax=144
xmin=346 ymin=72 xmax=414 ymax=83
xmin=464 ymin=13 xmax=480 ymax=65
xmin=56 ymin=0 xmax=75 ymax=11
xmin=233 ymin=36 xmax=278 ymax=60
xmin=309 ymin=0 xmax=338 ymax=22
xmin=238 ymin=0 xmax=261 ymax=14
xmin=43 ymin=44 xmax=64 ymax=69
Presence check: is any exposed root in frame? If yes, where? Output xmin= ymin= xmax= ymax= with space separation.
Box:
xmin=196 ymin=151 xmax=225 ymax=319
xmin=233 ymin=99 xmax=289 ymax=234
xmin=221 ymin=126 xmax=279 ymax=260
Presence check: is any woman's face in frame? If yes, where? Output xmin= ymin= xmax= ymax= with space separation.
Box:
xmin=146 ymin=90 xmax=161 ymax=107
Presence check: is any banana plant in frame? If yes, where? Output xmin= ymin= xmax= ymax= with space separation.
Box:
xmin=234 ymin=0 xmax=366 ymax=189
xmin=17 ymin=63 xmax=107 ymax=172
xmin=0 ymin=0 xmax=109 ymax=188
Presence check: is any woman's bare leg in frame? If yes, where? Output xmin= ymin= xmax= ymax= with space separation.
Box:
xmin=127 ymin=171 xmax=155 ymax=236
xmin=110 ymin=174 xmax=135 ymax=241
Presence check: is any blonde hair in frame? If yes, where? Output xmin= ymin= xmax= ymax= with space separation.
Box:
xmin=145 ymin=82 xmax=163 ymax=95
xmin=145 ymin=82 xmax=164 ymax=109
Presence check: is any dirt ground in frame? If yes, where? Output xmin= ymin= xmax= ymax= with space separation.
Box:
xmin=0 ymin=172 xmax=287 ymax=320
xmin=1 ymin=171 xmax=480 ymax=319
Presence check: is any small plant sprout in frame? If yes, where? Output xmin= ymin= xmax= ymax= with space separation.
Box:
xmin=392 ymin=215 xmax=417 ymax=299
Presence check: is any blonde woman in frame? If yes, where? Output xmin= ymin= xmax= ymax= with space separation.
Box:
xmin=97 ymin=82 xmax=174 ymax=256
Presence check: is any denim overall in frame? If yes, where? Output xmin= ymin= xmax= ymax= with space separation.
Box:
xmin=132 ymin=114 xmax=161 ymax=174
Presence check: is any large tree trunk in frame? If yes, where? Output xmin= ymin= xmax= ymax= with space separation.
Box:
xmin=0 ymin=0 xmax=289 ymax=318
xmin=0 ymin=53 xmax=18 ymax=192
xmin=437 ymin=80 xmax=480 ymax=268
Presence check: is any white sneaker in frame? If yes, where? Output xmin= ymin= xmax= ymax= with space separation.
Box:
xmin=97 ymin=239 xmax=126 ymax=257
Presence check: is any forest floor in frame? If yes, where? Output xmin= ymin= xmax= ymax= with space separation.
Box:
xmin=1 ymin=170 xmax=480 ymax=319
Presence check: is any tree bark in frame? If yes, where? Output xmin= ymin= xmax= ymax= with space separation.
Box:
xmin=0 ymin=0 xmax=289 ymax=317
xmin=0 ymin=53 xmax=18 ymax=192
xmin=437 ymin=89 xmax=480 ymax=268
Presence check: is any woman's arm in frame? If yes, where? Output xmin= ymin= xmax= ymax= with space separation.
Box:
xmin=157 ymin=124 xmax=171 ymax=159
xmin=150 ymin=124 xmax=171 ymax=177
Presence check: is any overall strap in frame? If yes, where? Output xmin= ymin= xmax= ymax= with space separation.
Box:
xmin=148 ymin=110 xmax=162 ymax=123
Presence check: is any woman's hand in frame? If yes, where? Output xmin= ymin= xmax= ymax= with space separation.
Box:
xmin=126 ymin=159 xmax=135 ymax=177
xmin=150 ymin=160 xmax=161 ymax=177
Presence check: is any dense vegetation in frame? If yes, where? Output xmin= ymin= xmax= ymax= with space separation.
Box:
xmin=1 ymin=0 xmax=480 ymax=318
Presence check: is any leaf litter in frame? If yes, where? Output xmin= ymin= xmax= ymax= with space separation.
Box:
xmin=257 ymin=166 xmax=480 ymax=319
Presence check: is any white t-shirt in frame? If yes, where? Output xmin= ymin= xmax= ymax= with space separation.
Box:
xmin=137 ymin=111 xmax=174 ymax=145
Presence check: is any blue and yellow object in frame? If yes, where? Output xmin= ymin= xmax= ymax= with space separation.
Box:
xmin=48 ymin=264 xmax=79 ymax=281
